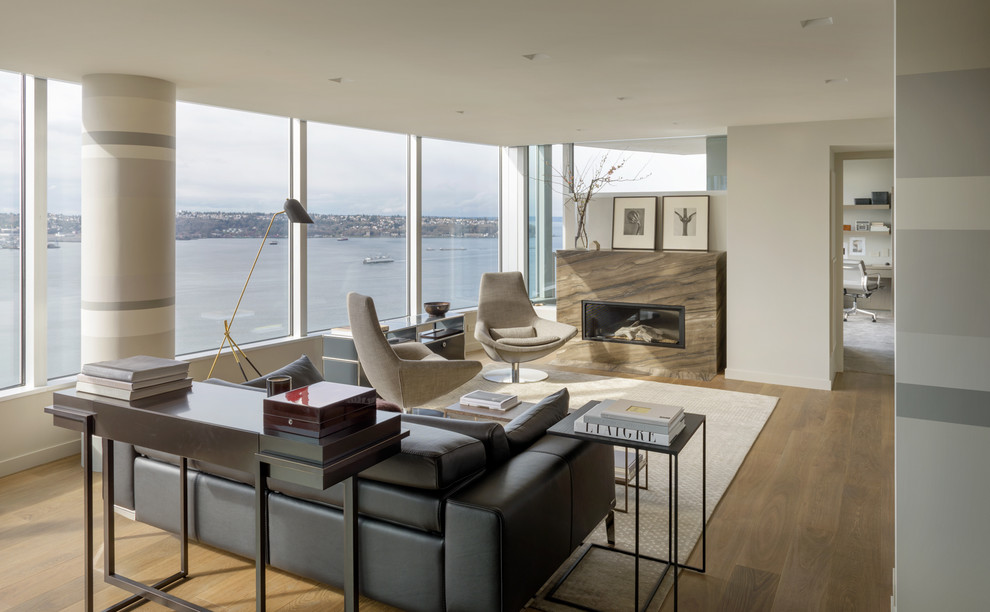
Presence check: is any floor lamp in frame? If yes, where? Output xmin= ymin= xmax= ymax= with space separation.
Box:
xmin=207 ymin=198 xmax=315 ymax=380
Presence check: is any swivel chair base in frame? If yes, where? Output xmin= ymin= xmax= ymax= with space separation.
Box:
xmin=483 ymin=363 xmax=549 ymax=384
xmin=844 ymin=297 xmax=877 ymax=322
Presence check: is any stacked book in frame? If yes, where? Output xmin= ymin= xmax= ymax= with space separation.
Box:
xmin=870 ymin=221 xmax=890 ymax=232
xmin=77 ymin=355 xmax=191 ymax=401
xmin=459 ymin=390 xmax=520 ymax=411
xmin=575 ymin=398 xmax=685 ymax=446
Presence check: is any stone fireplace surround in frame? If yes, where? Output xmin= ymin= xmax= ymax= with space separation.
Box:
xmin=554 ymin=249 xmax=726 ymax=380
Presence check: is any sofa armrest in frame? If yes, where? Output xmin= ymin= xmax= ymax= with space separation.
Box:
xmin=401 ymin=414 xmax=510 ymax=467
xmin=445 ymin=451 xmax=573 ymax=612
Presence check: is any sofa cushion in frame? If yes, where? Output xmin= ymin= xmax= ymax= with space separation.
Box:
xmin=242 ymin=354 xmax=324 ymax=390
xmin=504 ymin=387 xmax=569 ymax=455
xmin=401 ymin=414 xmax=510 ymax=468
xmin=360 ymin=422 xmax=487 ymax=490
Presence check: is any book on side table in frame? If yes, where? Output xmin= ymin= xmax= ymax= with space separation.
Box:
xmin=575 ymin=399 xmax=686 ymax=446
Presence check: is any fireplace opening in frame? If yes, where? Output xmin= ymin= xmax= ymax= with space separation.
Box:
xmin=582 ymin=300 xmax=685 ymax=349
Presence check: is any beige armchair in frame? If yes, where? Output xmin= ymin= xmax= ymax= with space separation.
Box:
xmin=475 ymin=271 xmax=577 ymax=383
xmin=346 ymin=292 xmax=482 ymax=412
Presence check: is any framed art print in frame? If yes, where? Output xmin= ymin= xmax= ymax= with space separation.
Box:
xmin=611 ymin=196 xmax=657 ymax=250
xmin=661 ymin=195 xmax=709 ymax=251
xmin=849 ymin=236 xmax=866 ymax=256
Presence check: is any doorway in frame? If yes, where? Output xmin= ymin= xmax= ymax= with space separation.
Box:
xmin=834 ymin=151 xmax=894 ymax=376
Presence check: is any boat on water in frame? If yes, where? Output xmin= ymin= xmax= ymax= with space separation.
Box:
xmin=269 ymin=240 xmax=278 ymax=245
xmin=47 ymin=242 xmax=60 ymax=249
xmin=337 ymin=237 xmax=349 ymax=241
xmin=363 ymin=254 xmax=394 ymax=264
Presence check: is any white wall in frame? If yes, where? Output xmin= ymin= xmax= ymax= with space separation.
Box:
xmin=563 ymin=190 xmax=728 ymax=252
xmin=725 ymin=118 xmax=893 ymax=390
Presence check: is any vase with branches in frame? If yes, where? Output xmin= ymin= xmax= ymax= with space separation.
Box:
xmin=558 ymin=152 xmax=646 ymax=249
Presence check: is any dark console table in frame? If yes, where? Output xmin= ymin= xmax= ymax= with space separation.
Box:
xmin=47 ymin=382 xmax=407 ymax=612
xmin=546 ymin=401 xmax=706 ymax=612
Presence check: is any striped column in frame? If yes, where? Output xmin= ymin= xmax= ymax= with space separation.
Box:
xmin=894 ymin=1 xmax=990 ymax=608
xmin=81 ymin=74 xmax=176 ymax=364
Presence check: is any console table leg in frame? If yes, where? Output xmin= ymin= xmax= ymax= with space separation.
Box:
xmin=343 ymin=475 xmax=359 ymax=612
xmin=255 ymin=461 xmax=269 ymax=612
xmin=83 ymin=420 xmax=94 ymax=612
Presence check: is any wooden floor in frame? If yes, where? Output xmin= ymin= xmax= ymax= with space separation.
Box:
xmin=0 ymin=366 xmax=894 ymax=611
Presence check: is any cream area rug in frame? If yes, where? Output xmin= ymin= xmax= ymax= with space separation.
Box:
xmin=423 ymin=365 xmax=779 ymax=612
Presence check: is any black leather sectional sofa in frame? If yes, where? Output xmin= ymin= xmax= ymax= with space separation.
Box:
xmin=110 ymin=385 xmax=615 ymax=611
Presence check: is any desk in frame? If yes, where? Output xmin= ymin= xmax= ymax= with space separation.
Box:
xmin=851 ymin=265 xmax=894 ymax=312
xmin=545 ymin=402 xmax=706 ymax=612
xmin=46 ymin=382 xmax=407 ymax=612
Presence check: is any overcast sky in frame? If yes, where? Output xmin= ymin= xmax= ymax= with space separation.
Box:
xmin=2 ymin=72 xmax=705 ymax=219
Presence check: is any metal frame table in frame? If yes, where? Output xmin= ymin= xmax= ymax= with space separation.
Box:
xmin=47 ymin=382 xmax=407 ymax=612
xmin=545 ymin=401 xmax=706 ymax=612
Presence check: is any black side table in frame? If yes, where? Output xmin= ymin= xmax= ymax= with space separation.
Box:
xmin=546 ymin=401 xmax=706 ymax=612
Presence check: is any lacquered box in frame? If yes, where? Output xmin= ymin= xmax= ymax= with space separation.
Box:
xmin=263 ymin=381 xmax=377 ymax=438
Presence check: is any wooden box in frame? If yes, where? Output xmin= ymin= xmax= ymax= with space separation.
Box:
xmin=263 ymin=381 xmax=377 ymax=438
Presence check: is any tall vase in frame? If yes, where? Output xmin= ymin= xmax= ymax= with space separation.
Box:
xmin=574 ymin=207 xmax=589 ymax=250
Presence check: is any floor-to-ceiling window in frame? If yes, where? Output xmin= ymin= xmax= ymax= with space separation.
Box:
xmin=527 ymin=144 xmax=562 ymax=302
xmin=0 ymin=71 xmax=22 ymax=389
xmin=307 ymin=123 xmax=407 ymax=331
xmin=46 ymin=79 xmax=81 ymax=379
xmin=421 ymin=138 xmax=499 ymax=309
xmin=175 ymin=102 xmax=290 ymax=357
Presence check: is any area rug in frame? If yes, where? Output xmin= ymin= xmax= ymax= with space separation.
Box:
xmin=423 ymin=365 xmax=779 ymax=612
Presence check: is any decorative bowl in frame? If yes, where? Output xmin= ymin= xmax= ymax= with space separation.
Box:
xmin=424 ymin=301 xmax=450 ymax=317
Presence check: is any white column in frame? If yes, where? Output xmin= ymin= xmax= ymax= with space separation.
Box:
xmin=24 ymin=76 xmax=48 ymax=386
xmin=81 ymin=74 xmax=176 ymax=364
xmin=407 ymin=135 xmax=422 ymax=316
xmin=290 ymin=118 xmax=308 ymax=337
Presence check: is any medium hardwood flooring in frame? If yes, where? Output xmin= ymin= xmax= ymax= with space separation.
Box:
xmin=0 ymin=364 xmax=893 ymax=611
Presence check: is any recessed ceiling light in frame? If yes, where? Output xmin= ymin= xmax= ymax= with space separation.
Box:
xmin=801 ymin=17 xmax=834 ymax=28
xmin=617 ymin=97 xmax=631 ymax=102
xmin=825 ymin=77 xmax=848 ymax=84
xmin=522 ymin=53 xmax=551 ymax=61
xmin=455 ymin=110 xmax=466 ymax=114
xmin=328 ymin=77 xmax=353 ymax=84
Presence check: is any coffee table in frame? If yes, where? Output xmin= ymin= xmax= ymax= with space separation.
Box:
xmin=46 ymin=382 xmax=407 ymax=612
xmin=444 ymin=399 xmax=534 ymax=423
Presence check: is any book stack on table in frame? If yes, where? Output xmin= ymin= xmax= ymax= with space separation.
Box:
xmin=575 ymin=398 xmax=685 ymax=446
xmin=459 ymin=390 xmax=520 ymax=411
xmin=77 ymin=355 xmax=191 ymax=401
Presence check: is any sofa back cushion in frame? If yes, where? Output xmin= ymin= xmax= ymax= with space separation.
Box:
xmin=504 ymin=387 xmax=569 ymax=455
xmin=401 ymin=413 xmax=510 ymax=468
xmin=242 ymin=354 xmax=324 ymax=390
xmin=361 ymin=422 xmax=487 ymax=490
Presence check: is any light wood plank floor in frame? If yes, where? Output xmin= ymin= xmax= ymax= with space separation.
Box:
xmin=0 ymin=365 xmax=893 ymax=611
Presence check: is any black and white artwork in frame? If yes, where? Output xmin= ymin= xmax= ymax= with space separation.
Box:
xmin=611 ymin=197 xmax=657 ymax=250
xmin=661 ymin=195 xmax=709 ymax=251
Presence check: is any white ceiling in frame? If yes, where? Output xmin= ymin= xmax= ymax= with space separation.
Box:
xmin=0 ymin=0 xmax=894 ymax=147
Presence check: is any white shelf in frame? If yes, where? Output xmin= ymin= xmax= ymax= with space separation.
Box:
xmin=843 ymin=204 xmax=890 ymax=210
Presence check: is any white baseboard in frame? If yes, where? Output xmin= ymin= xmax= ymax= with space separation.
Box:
xmin=0 ymin=439 xmax=79 ymax=479
xmin=724 ymin=368 xmax=833 ymax=391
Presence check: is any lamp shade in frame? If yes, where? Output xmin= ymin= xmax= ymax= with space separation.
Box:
xmin=283 ymin=198 xmax=315 ymax=224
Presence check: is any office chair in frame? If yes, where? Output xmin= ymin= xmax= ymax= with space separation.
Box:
xmin=842 ymin=259 xmax=881 ymax=322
